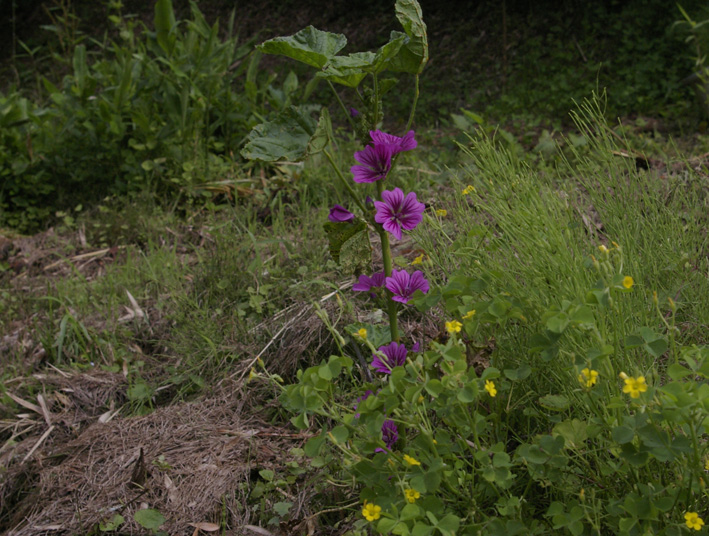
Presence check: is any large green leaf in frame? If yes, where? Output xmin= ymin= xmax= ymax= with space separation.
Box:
xmin=323 ymin=220 xmax=368 ymax=265
xmin=259 ymin=26 xmax=347 ymax=69
xmin=388 ymin=0 xmax=428 ymax=74
xmin=241 ymin=106 xmax=331 ymax=162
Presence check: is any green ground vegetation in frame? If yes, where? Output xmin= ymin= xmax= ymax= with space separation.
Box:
xmin=1 ymin=0 xmax=709 ymax=534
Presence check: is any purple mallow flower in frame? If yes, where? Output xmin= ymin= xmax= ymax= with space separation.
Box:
xmin=353 ymin=272 xmax=386 ymax=292
xmin=372 ymin=341 xmax=408 ymax=374
xmin=350 ymin=107 xmax=360 ymax=117
xmin=375 ymin=419 xmax=398 ymax=452
xmin=370 ymin=130 xmax=417 ymax=154
xmin=386 ymin=269 xmax=429 ymax=304
xmin=374 ymin=188 xmax=425 ymax=240
xmin=351 ymin=144 xmax=394 ymax=183
xmin=328 ymin=204 xmax=355 ymax=223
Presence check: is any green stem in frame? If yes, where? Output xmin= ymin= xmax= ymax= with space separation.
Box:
xmin=323 ymin=149 xmax=367 ymax=215
xmin=327 ymin=80 xmax=357 ymax=133
xmin=377 ymin=179 xmax=399 ymax=342
xmin=404 ymin=75 xmax=420 ymax=133
xmin=372 ymin=74 xmax=380 ymax=128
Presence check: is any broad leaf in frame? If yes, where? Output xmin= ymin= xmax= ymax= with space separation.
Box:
xmin=388 ymin=0 xmax=428 ymax=74
xmin=241 ymin=106 xmax=329 ymax=162
xmin=134 ymin=509 xmax=165 ymax=530
xmin=259 ymin=26 xmax=347 ymax=68
xmin=323 ymin=219 xmax=367 ymax=265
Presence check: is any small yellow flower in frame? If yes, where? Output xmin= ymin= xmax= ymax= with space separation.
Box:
xmin=622 ymin=375 xmax=648 ymax=399
xmin=462 ymin=309 xmax=476 ymax=320
xmin=404 ymin=488 xmax=421 ymax=503
xmin=579 ymin=488 xmax=585 ymax=500
xmin=356 ymin=328 xmax=367 ymax=340
xmin=248 ymin=368 xmax=258 ymax=381
xmin=578 ymin=368 xmax=599 ymax=389
xmin=417 ymin=395 xmax=425 ymax=403
xmin=611 ymin=241 xmax=620 ymax=249
xmin=362 ymin=502 xmax=382 ymax=522
xmin=622 ymin=276 xmax=634 ymax=289
xmin=403 ymin=454 xmax=421 ymax=466
xmin=445 ymin=320 xmax=463 ymax=334
xmin=598 ymin=244 xmax=609 ymax=254
xmin=484 ymin=380 xmax=497 ymax=397
xmin=435 ymin=209 xmax=448 ymax=217
xmin=462 ymin=185 xmax=475 ymax=195
xmin=685 ymin=512 xmax=705 ymax=531
xmin=411 ymin=253 xmax=425 ymax=265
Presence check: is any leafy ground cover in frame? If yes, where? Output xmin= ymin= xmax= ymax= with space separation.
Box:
xmin=1 ymin=1 xmax=709 ymax=535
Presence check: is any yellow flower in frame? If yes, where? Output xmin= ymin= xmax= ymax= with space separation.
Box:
xmin=622 ymin=276 xmax=634 ymax=289
xmin=445 ymin=320 xmax=463 ymax=334
xmin=685 ymin=512 xmax=705 ymax=531
xmin=356 ymin=328 xmax=367 ymax=340
xmin=462 ymin=309 xmax=476 ymax=320
xmin=248 ymin=368 xmax=258 ymax=381
xmin=484 ymin=380 xmax=497 ymax=397
xmin=404 ymin=488 xmax=421 ymax=503
xmin=417 ymin=395 xmax=425 ymax=403
xmin=362 ymin=502 xmax=382 ymax=522
xmin=411 ymin=253 xmax=425 ymax=265
xmin=622 ymin=375 xmax=648 ymax=398
xmin=578 ymin=368 xmax=599 ymax=388
xmin=435 ymin=209 xmax=448 ymax=217
xmin=462 ymin=185 xmax=475 ymax=195
xmin=598 ymin=244 xmax=609 ymax=254
xmin=403 ymin=454 xmax=421 ymax=466
xmin=612 ymin=241 xmax=620 ymax=249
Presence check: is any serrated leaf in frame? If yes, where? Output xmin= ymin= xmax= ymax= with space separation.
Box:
xmin=134 ymin=509 xmax=165 ymax=530
xmin=323 ymin=219 xmax=367 ymax=265
xmin=259 ymin=26 xmax=347 ymax=68
xmin=241 ymin=105 xmax=328 ymax=162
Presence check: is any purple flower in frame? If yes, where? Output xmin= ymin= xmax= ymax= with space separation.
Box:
xmin=354 ymin=390 xmax=373 ymax=418
xmin=386 ymin=269 xmax=429 ymax=304
xmin=375 ymin=419 xmax=398 ymax=452
xmin=351 ymin=144 xmax=394 ymax=183
xmin=372 ymin=341 xmax=408 ymax=374
xmin=328 ymin=204 xmax=354 ymax=223
xmin=411 ymin=341 xmax=421 ymax=353
xmin=370 ymin=130 xmax=417 ymax=154
xmin=353 ymin=272 xmax=386 ymax=292
xmin=374 ymin=188 xmax=425 ymax=240
xmin=350 ymin=107 xmax=360 ymax=117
